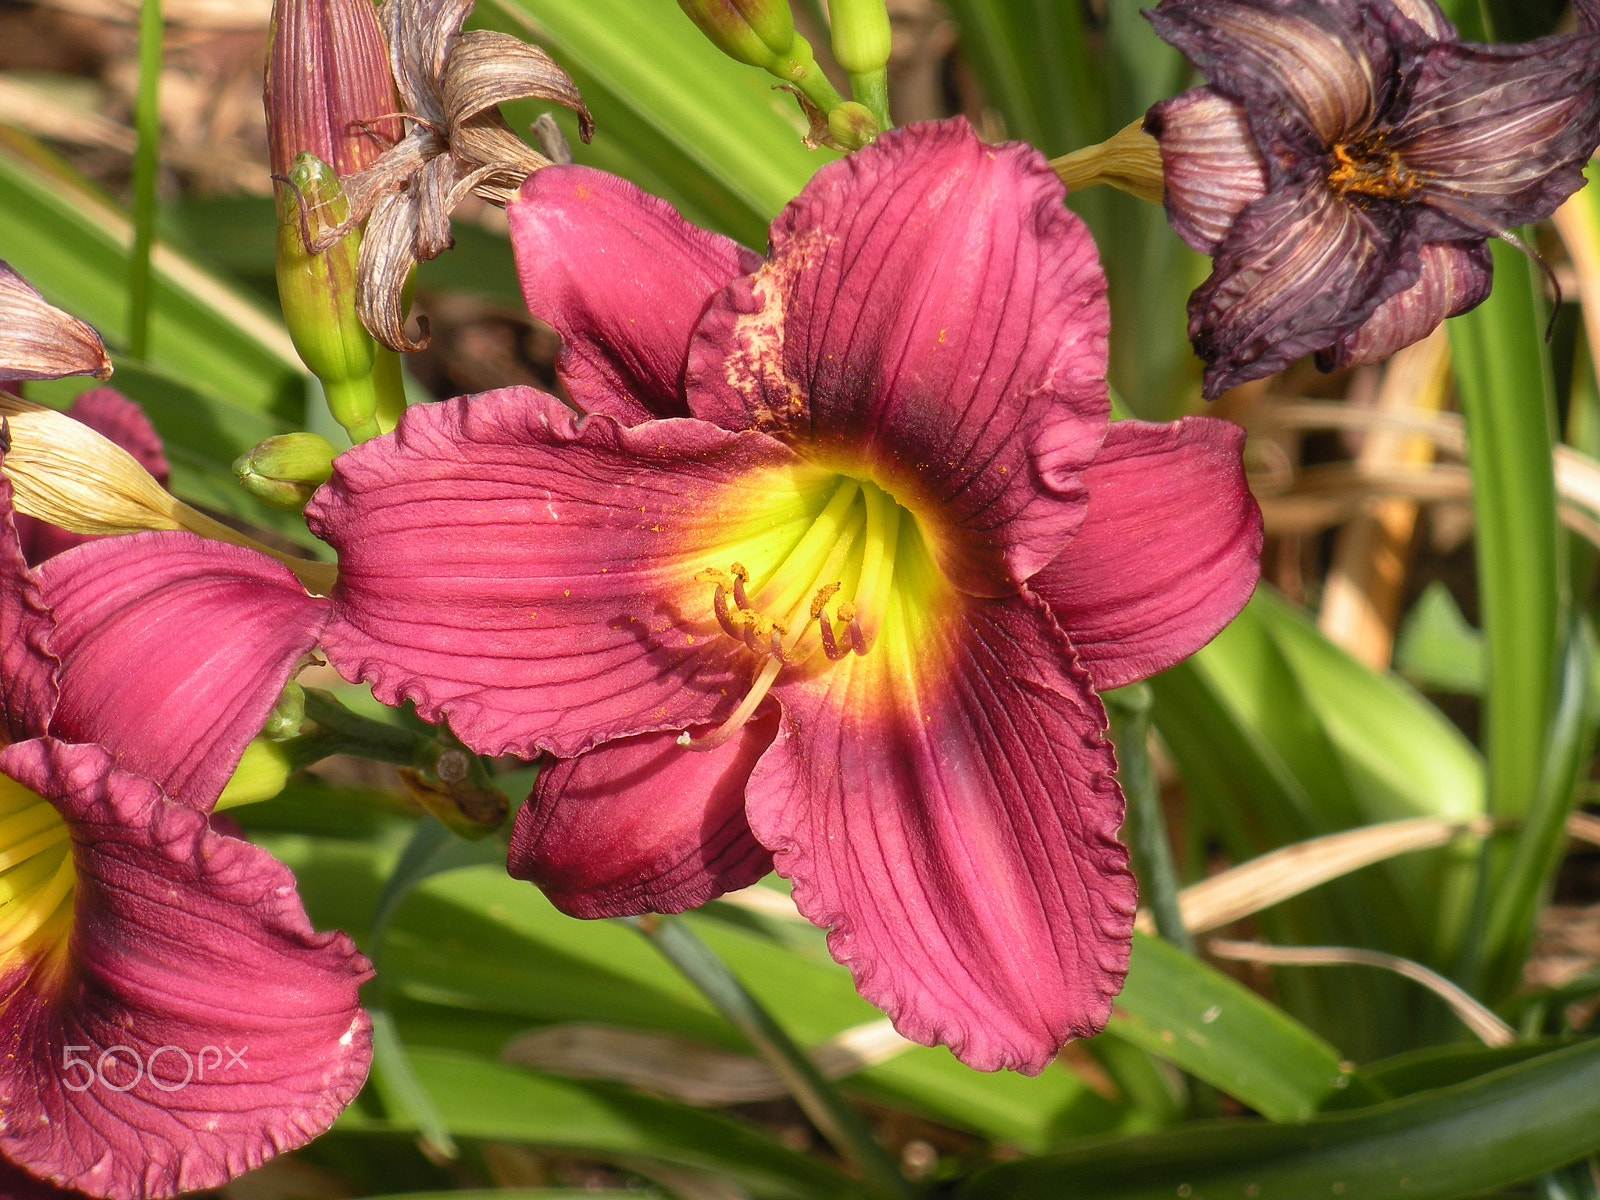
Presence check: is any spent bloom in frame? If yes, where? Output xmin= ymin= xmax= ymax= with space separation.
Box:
xmin=0 ymin=262 xmax=110 ymax=386
xmin=10 ymin=387 xmax=169 ymax=565
xmin=324 ymin=0 xmax=593 ymax=351
xmin=1144 ymin=0 xmax=1600 ymax=398
xmin=307 ymin=120 xmax=1262 ymax=1071
xmin=0 ymin=460 xmax=370 ymax=1198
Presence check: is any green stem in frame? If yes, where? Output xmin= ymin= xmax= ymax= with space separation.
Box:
xmin=631 ymin=915 xmax=915 ymax=1200
xmin=128 ymin=0 xmax=164 ymax=359
xmin=1107 ymin=683 xmax=1192 ymax=954
xmin=849 ymin=68 xmax=892 ymax=132
xmin=371 ymin=346 xmax=408 ymax=433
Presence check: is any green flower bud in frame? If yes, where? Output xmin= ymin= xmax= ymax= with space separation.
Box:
xmin=828 ymin=0 xmax=891 ymax=76
xmin=234 ymin=432 xmax=337 ymax=511
xmin=216 ymin=738 xmax=295 ymax=810
xmin=827 ymin=101 xmax=880 ymax=151
xmin=677 ymin=0 xmax=795 ymax=70
xmin=262 ymin=680 xmax=309 ymax=740
xmin=275 ymin=152 xmax=382 ymax=442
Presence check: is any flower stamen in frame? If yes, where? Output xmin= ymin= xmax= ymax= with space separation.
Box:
xmin=1325 ymin=136 xmax=1423 ymax=202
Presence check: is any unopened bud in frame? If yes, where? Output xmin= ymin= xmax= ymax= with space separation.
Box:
xmin=275 ymin=153 xmax=381 ymax=442
xmin=264 ymin=0 xmax=401 ymax=177
xmin=827 ymin=101 xmax=879 ymax=151
xmin=398 ymin=760 xmax=510 ymax=839
xmin=216 ymin=738 xmax=295 ymax=810
xmin=234 ymin=432 xmax=337 ymax=510
xmin=677 ymin=0 xmax=795 ymax=70
xmin=262 ymin=680 xmax=309 ymax=740
xmin=828 ymin=0 xmax=891 ymax=76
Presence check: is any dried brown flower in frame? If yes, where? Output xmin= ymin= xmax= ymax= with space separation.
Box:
xmin=326 ymin=0 xmax=593 ymax=351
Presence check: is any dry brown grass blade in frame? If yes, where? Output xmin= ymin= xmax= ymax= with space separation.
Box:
xmin=1251 ymin=424 xmax=1600 ymax=549
xmin=1133 ymin=815 xmax=1493 ymax=938
xmin=1317 ymin=330 xmax=1450 ymax=669
xmin=1569 ymin=810 xmax=1600 ymax=849
xmin=501 ymin=1018 xmax=911 ymax=1106
xmin=1208 ymin=938 xmax=1515 ymax=1046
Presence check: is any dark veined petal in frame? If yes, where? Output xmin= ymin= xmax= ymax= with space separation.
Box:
xmin=508 ymin=167 xmax=763 ymax=424
xmin=306 ymin=387 xmax=806 ymax=760
xmin=1396 ymin=32 xmax=1600 ymax=234
xmin=0 ymin=466 xmax=56 ymax=744
xmin=750 ymin=590 xmax=1134 ymax=1073
xmin=0 ymin=738 xmax=371 ymax=1200
xmin=508 ymin=714 xmax=778 ymax=918
xmin=36 ymin=533 xmax=329 ymax=811
xmin=1144 ymin=88 xmax=1268 ymax=254
xmin=14 ymin=388 xmax=170 ymax=565
xmin=0 ymin=1157 xmax=86 ymax=1199
xmin=687 ymin=119 xmax=1111 ymax=597
xmin=1030 ymin=417 xmax=1260 ymax=692
xmin=1317 ymin=239 xmax=1492 ymax=371
xmin=1384 ymin=0 xmax=1455 ymax=40
xmin=1189 ymin=175 xmax=1419 ymax=398
xmin=1144 ymin=0 xmax=1395 ymax=154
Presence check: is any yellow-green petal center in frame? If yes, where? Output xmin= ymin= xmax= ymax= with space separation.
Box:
xmin=0 ymin=771 xmax=75 ymax=970
xmin=681 ymin=469 xmax=941 ymax=749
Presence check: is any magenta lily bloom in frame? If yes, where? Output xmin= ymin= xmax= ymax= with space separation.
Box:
xmin=308 ymin=120 xmax=1261 ymax=1072
xmin=0 ymin=467 xmax=371 ymax=1198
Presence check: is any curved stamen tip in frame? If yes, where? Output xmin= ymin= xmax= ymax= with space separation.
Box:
xmin=677 ymin=657 xmax=783 ymax=752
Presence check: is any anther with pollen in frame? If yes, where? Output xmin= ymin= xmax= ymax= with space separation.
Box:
xmin=697 ymin=565 xmax=867 ymax=665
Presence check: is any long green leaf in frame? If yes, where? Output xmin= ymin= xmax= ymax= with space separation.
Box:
xmin=483 ymin=0 xmax=831 ymax=242
xmin=1448 ymin=239 xmax=1565 ymax=997
xmin=0 ymin=130 xmax=303 ymax=416
xmin=1109 ymin=933 xmax=1376 ymax=1122
xmin=339 ymin=1046 xmax=869 ymax=1200
xmin=265 ymin=841 xmax=1123 ymax=1150
xmin=957 ymin=1037 xmax=1600 ymax=1200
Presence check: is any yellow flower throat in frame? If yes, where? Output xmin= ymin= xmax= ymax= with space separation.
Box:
xmin=0 ymin=772 xmax=74 ymax=972
xmin=680 ymin=476 xmax=914 ymax=752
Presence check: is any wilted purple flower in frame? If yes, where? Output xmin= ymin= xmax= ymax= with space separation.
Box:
xmin=306 ymin=120 xmax=1263 ymax=1072
xmin=0 ymin=263 xmax=110 ymax=386
xmin=0 ymin=466 xmax=370 ymax=1198
xmin=1144 ymin=0 xmax=1600 ymax=398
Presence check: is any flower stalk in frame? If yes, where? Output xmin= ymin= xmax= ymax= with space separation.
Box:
xmin=1049 ymin=120 xmax=1165 ymax=205
xmin=273 ymin=689 xmax=511 ymax=837
xmin=629 ymin=914 xmax=917 ymax=1200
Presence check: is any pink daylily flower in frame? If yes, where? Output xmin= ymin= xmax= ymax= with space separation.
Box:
xmin=0 ymin=467 xmax=371 ymax=1198
xmin=307 ymin=119 xmax=1261 ymax=1072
